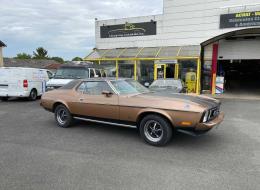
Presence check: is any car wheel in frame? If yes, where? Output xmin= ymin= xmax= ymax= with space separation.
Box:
xmin=139 ymin=114 xmax=173 ymax=146
xmin=29 ymin=89 xmax=37 ymax=101
xmin=54 ymin=105 xmax=73 ymax=128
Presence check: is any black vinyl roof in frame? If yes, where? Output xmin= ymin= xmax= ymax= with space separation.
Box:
xmin=0 ymin=40 xmax=6 ymax=47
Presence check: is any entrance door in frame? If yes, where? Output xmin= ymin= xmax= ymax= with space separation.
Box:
xmin=218 ymin=60 xmax=260 ymax=95
xmin=155 ymin=64 xmax=166 ymax=79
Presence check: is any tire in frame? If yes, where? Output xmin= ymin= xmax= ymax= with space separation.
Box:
xmin=0 ymin=97 xmax=8 ymax=101
xmin=139 ymin=114 xmax=173 ymax=146
xmin=29 ymin=89 xmax=37 ymax=101
xmin=54 ymin=105 xmax=73 ymax=128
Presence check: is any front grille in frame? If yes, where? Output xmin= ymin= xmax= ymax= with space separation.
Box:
xmin=208 ymin=106 xmax=220 ymax=121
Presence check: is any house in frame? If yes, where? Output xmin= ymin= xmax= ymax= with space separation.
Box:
xmin=0 ymin=40 xmax=6 ymax=67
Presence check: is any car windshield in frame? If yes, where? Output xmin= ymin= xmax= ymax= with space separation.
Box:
xmin=149 ymin=79 xmax=183 ymax=91
xmin=54 ymin=68 xmax=88 ymax=79
xmin=111 ymin=80 xmax=150 ymax=95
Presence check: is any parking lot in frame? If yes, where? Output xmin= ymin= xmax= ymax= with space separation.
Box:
xmin=0 ymin=99 xmax=259 ymax=190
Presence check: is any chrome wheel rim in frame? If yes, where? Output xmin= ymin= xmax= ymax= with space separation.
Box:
xmin=144 ymin=120 xmax=163 ymax=143
xmin=57 ymin=108 xmax=68 ymax=125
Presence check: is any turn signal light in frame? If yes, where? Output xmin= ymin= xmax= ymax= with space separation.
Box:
xmin=180 ymin=121 xmax=192 ymax=126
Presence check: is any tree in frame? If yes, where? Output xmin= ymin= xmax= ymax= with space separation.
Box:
xmin=15 ymin=53 xmax=32 ymax=59
xmin=33 ymin=47 xmax=49 ymax=59
xmin=51 ymin=57 xmax=64 ymax=64
xmin=72 ymin=57 xmax=83 ymax=61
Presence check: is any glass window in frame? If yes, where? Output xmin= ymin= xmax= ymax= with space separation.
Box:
xmin=100 ymin=61 xmax=116 ymax=77
xmin=118 ymin=61 xmax=134 ymax=78
xmin=111 ymin=80 xmax=150 ymax=95
xmin=95 ymin=69 xmax=102 ymax=77
xmin=178 ymin=59 xmax=198 ymax=93
xmin=202 ymin=60 xmax=212 ymax=91
xmin=47 ymin=71 xmax=53 ymax=79
xmin=89 ymin=69 xmax=95 ymax=78
xmin=78 ymin=81 xmax=112 ymax=95
xmin=54 ymin=68 xmax=89 ymax=79
xmin=139 ymin=61 xmax=154 ymax=85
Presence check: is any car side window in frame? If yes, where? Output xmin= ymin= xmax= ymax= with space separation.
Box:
xmin=78 ymin=81 xmax=112 ymax=95
xmin=89 ymin=69 xmax=95 ymax=78
xmin=47 ymin=71 xmax=53 ymax=79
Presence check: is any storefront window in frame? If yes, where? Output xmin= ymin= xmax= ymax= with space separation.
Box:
xmin=178 ymin=59 xmax=197 ymax=93
xmin=139 ymin=61 xmax=154 ymax=85
xmin=100 ymin=61 xmax=116 ymax=77
xmin=118 ymin=61 xmax=135 ymax=79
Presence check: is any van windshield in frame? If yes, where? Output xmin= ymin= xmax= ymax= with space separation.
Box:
xmin=54 ymin=68 xmax=89 ymax=79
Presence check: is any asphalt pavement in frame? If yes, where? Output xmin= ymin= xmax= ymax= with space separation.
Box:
xmin=0 ymin=99 xmax=259 ymax=190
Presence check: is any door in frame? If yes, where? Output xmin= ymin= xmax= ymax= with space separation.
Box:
xmin=155 ymin=64 xmax=166 ymax=80
xmin=77 ymin=81 xmax=119 ymax=120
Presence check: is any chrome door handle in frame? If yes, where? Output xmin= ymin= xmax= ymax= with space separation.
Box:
xmin=79 ymin=98 xmax=84 ymax=102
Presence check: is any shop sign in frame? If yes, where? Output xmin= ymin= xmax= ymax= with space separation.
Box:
xmin=100 ymin=22 xmax=157 ymax=38
xmin=220 ymin=11 xmax=260 ymax=29
xmin=155 ymin=60 xmax=178 ymax=64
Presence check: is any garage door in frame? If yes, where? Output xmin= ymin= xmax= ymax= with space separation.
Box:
xmin=218 ymin=38 xmax=260 ymax=60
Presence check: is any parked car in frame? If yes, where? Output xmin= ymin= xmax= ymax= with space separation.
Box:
xmin=40 ymin=78 xmax=224 ymax=146
xmin=0 ymin=67 xmax=52 ymax=101
xmin=149 ymin=79 xmax=184 ymax=93
xmin=46 ymin=64 xmax=102 ymax=91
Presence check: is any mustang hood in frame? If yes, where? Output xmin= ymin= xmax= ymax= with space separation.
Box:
xmin=138 ymin=92 xmax=220 ymax=109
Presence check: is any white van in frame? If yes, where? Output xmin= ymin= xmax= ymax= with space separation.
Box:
xmin=0 ymin=67 xmax=52 ymax=101
xmin=46 ymin=64 xmax=103 ymax=91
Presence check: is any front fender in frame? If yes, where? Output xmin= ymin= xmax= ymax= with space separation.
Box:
xmin=137 ymin=108 xmax=175 ymax=127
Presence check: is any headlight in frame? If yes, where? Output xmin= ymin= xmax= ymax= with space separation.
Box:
xmin=202 ymin=110 xmax=209 ymax=123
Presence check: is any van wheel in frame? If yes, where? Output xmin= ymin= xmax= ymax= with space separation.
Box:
xmin=29 ymin=89 xmax=37 ymax=101
xmin=54 ymin=105 xmax=73 ymax=128
xmin=139 ymin=114 xmax=173 ymax=146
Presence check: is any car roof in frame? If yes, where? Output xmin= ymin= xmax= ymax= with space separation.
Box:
xmin=79 ymin=78 xmax=132 ymax=82
xmin=60 ymin=63 xmax=102 ymax=69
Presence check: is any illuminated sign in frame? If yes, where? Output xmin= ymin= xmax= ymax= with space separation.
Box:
xmin=100 ymin=22 xmax=157 ymax=38
xmin=220 ymin=11 xmax=260 ymax=29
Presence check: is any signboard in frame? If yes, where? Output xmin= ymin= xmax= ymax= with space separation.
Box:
xmin=155 ymin=60 xmax=178 ymax=65
xmin=220 ymin=11 xmax=260 ymax=29
xmin=100 ymin=22 xmax=156 ymax=38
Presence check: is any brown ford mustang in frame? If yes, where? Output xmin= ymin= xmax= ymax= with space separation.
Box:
xmin=40 ymin=78 xmax=224 ymax=146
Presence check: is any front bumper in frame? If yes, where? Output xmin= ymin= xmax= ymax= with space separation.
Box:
xmin=176 ymin=112 xmax=224 ymax=136
xmin=195 ymin=112 xmax=224 ymax=131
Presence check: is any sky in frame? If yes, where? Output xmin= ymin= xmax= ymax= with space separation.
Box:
xmin=0 ymin=0 xmax=163 ymax=60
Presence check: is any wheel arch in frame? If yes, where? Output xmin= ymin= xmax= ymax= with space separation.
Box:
xmin=52 ymin=101 xmax=70 ymax=112
xmin=136 ymin=109 xmax=175 ymax=129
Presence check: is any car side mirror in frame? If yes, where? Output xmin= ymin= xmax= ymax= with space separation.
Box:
xmin=102 ymin=91 xmax=113 ymax=97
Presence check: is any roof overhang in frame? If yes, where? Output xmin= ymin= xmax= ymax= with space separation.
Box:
xmin=85 ymin=46 xmax=201 ymax=61
xmin=201 ymin=27 xmax=260 ymax=47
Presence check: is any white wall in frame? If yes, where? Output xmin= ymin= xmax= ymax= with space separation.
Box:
xmin=0 ymin=47 xmax=3 ymax=67
xmin=95 ymin=0 xmax=260 ymax=49
xmin=218 ymin=38 xmax=260 ymax=60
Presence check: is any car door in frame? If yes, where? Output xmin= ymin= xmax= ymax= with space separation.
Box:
xmin=77 ymin=81 xmax=119 ymax=120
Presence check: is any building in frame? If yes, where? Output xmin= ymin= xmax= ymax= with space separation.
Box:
xmin=85 ymin=0 xmax=260 ymax=95
xmin=3 ymin=58 xmax=61 ymax=72
xmin=0 ymin=40 xmax=6 ymax=67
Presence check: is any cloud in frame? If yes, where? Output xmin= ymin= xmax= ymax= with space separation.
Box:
xmin=0 ymin=0 xmax=162 ymax=60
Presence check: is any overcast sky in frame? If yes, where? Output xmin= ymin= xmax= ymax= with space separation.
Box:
xmin=0 ymin=0 xmax=162 ymax=60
